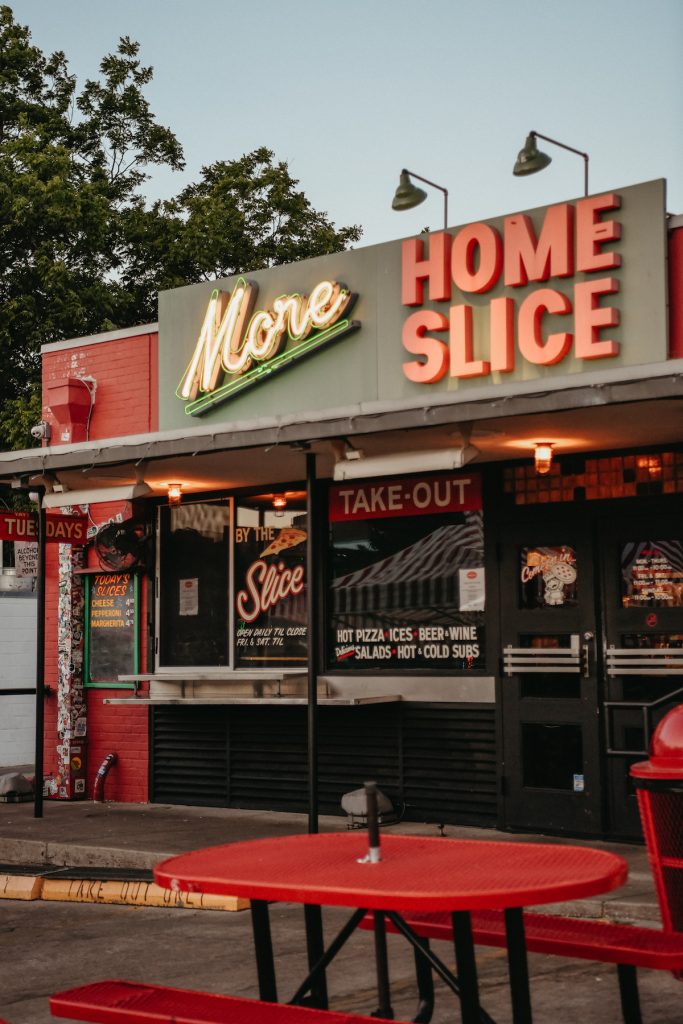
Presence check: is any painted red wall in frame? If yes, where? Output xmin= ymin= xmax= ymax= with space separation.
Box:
xmin=669 ymin=224 xmax=683 ymax=359
xmin=41 ymin=329 xmax=157 ymax=803
xmin=42 ymin=331 xmax=158 ymax=441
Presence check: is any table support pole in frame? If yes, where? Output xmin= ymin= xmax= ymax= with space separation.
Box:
xmin=373 ymin=911 xmax=394 ymax=1020
xmin=504 ymin=909 xmax=532 ymax=1024
xmin=303 ymin=904 xmax=328 ymax=1009
xmin=386 ymin=912 xmax=497 ymax=1024
xmin=250 ymin=900 xmax=278 ymax=1003
xmin=289 ymin=908 xmax=369 ymax=1006
xmin=616 ymin=964 xmax=642 ymax=1024
xmin=451 ymin=912 xmax=481 ymax=1024
xmin=411 ymin=936 xmax=435 ymax=1024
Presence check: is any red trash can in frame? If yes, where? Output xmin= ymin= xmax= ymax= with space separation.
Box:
xmin=631 ymin=704 xmax=683 ymax=939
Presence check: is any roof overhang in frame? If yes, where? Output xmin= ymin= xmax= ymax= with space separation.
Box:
xmin=1 ymin=359 xmax=682 ymax=498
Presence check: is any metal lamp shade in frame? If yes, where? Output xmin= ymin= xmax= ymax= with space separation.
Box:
xmin=392 ymin=171 xmax=428 ymax=211
xmin=513 ymin=133 xmax=552 ymax=177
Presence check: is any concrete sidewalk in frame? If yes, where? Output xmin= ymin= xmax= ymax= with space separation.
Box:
xmin=0 ymin=796 xmax=662 ymax=924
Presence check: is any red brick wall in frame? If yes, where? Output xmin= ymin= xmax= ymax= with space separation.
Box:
xmin=42 ymin=329 xmax=158 ymax=802
xmin=42 ymin=331 xmax=158 ymax=441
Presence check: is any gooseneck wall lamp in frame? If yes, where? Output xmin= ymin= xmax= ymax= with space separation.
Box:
xmin=392 ymin=169 xmax=448 ymax=230
xmin=513 ymin=131 xmax=589 ymax=197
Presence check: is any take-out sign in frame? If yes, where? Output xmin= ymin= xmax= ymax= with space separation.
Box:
xmin=0 ymin=511 xmax=87 ymax=544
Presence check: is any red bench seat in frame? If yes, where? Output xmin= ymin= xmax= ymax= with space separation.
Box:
xmin=360 ymin=908 xmax=683 ymax=1024
xmin=365 ymin=908 xmax=683 ymax=972
xmin=49 ymin=980 xmax=392 ymax=1024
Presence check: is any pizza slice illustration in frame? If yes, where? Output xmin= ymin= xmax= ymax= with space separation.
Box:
xmin=260 ymin=527 xmax=307 ymax=558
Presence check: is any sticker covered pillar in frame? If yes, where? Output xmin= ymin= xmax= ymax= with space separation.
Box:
xmin=49 ymin=541 xmax=87 ymax=799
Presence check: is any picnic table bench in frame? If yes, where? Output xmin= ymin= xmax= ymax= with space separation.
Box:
xmin=360 ymin=907 xmax=683 ymax=1024
xmin=49 ymin=980 xmax=393 ymax=1024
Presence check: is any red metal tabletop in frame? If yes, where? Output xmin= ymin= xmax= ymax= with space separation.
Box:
xmin=154 ymin=833 xmax=627 ymax=913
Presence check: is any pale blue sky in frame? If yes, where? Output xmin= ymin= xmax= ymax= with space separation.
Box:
xmin=8 ymin=0 xmax=683 ymax=246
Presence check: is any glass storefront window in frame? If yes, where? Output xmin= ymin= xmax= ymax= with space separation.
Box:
xmin=518 ymin=634 xmax=581 ymax=699
xmin=620 ymin=541 xmax=683 ymax=607
xmin=158 ymin=501 xmax=230 ymax=666
xmin=622 ymin=633 xmax=683 ymax=649
xmin=519 ymin=546 xmax=578 ymax=609
xmin=328 ymin=473 xmax=485 ymax=672
xmin=234 ymin=494 xmax=307 ymax=669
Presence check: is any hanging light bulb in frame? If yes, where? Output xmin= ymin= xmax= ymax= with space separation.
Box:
xmin=534 ymin=443 xmax=554 ymax=476
xmin=167 ymin=482 xmax=183 ymax=506
xmin=272 ymin=494 xmax=287 ymax=517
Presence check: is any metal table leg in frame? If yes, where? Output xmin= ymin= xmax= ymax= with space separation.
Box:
xmin=616 ymin=964 xmax=642 ymax=1024
xmin=373 ymin=911 xmax=394 ymax=1019
xmin=504 ymin=908 xmax=532 ymax=1024
xmin=289 ymin=907 xmax=368 ymax=1006
xmin=451 ymin=911 xmax=481 ymax=1024
xmin=386 ymin=911 xmax=497 ymax=1024
xmin=303 ymin=904 xmax=328 ymax=1009
xmin=250 ymin=899 xmax=278 ymax=1003
xmin=411 ymin=936 xmax=435 ymax=1024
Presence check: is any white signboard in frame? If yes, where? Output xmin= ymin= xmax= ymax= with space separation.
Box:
xmin=459 ymin=567 xmax=485 ymax=611
xmin=14 ymin=541 xmax=38 ymax=577
xmin=179 ymin=577 xmax=199 ymax=616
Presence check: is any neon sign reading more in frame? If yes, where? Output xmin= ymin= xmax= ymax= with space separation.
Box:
xmin=177 ymin=277 xmax=356 ymax=415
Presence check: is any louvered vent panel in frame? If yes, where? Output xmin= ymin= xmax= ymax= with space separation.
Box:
xmin=228 ymin=707 xmax=308 ymax=812
xmin=151 ymin=707 xmax=228 ymax=806
xmin=151 ymin=703 xmax=497 ymax=825
xmin=402 ymin=704 xmax=497 ymax=826
xmin=318 ymin=706 xmax=402 ymax=814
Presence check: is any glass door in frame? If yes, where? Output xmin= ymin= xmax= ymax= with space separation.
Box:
xmin=499 ymin=520 xmax=603 ymax=835
xmin=600 ymin=512 xmax=683 ymax=838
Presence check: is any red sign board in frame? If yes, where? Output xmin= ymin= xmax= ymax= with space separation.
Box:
xmin=329 ymin=473 xmax=481 ymax=522
xmin=0 ymin=511 xmax=87 ymax=544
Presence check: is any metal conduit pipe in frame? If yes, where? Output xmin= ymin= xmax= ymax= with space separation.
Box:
xmin=92 ymin=752 xmax=118 ymax=802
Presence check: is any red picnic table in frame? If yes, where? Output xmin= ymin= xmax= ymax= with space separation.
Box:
xmin=155 ymin=832 xmax=627 ymax=1024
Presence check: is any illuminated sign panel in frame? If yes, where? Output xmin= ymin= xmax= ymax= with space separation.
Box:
xmin=177 ymin=277 xmax=357 ymax=415
xmin=401 ymin=192 xmax=624 ymax=384
xmin=158 ymin=181 xmax=667 ymax=432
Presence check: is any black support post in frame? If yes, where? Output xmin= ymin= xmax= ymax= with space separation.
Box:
xmin=306 ymin=452 xmax=319 ymax=834
xmin=33 ymin=493 xmax=46 ymax=818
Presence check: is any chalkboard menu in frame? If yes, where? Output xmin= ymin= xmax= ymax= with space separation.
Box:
xmin=86 ymin=572 xmax=139 ymax=686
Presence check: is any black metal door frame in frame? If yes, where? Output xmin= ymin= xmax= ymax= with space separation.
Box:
xmin=598 ymin=509 xmax=683 ymax=838
xmin=498 ymin=514 xmax=603 ymax=836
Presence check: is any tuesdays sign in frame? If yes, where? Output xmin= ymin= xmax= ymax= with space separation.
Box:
xmin=0 ymin=511 xmax=88 ymax=544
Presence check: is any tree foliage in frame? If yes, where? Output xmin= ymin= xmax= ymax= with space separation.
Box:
xmin=0 ymin=7 xmax=361 ymax=451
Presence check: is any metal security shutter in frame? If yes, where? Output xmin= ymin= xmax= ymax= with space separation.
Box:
xmin=318 ymin=706 xmax=401 ymax=814
xmin=402 ymin=704 xmax=497 ymax=826
xmin=228 ymin=707 xmax=307 ymax=812
xmin=225 ymin=706 xmax=402 ymax=815
xmin=151 ymin=703 xmax=497 ymax=825
xmin=151 ymin=706 xmax=228 ymax=806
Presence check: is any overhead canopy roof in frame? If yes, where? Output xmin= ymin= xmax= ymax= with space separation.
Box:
xmin=1 ymin=358 xmax=682 ymax=499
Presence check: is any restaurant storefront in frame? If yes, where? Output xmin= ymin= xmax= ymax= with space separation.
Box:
xmin=1 ymin=178 xmax=681 ymax=840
